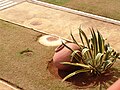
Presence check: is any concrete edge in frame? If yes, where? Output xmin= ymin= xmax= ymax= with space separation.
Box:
xmin=0 ymin=19 xmax=72 ymax=42
xmin=29 ymin=0 xmax=120 ymax=26
xmin=0 ymin=78 xmax=24 ymax=90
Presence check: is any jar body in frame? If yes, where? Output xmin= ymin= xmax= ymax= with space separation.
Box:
xmin=53 ymin=43 xmax=80 ymax=70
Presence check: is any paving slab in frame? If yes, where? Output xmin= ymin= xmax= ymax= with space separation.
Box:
xmin=0 ymin=2 xmax=120 ymax=51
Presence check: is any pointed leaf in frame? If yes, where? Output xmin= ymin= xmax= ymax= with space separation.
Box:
xmin=60 ymin=62 xmax=90 ymax=68
xmin=70 ymin=31 xmax=81 ymax=48
xmin=92 ymin=28 xmax=98 ymax=55
xmin=79 ymin=28 xmax=93 ymax=58
xmin=62 ymin=41 xmax=73 ymax=52
xmin=71 ymin=50 xmax=81 ymax=62
xmin=97 ymin=31 xmax=103 ymax=53
xmin=90 ymin=28 xmax=98 ymax=58
xmin=95 ymin=53 xmax=103 ymax=66
xmin=79 ymin=29 xmax=90 ymax=49
xmin=79 ymin=28 xmax=85 ymax=46
xmin=103 ymin=60 xmax=113 ymax=70
xmin=82 ymin=48 xmax=90 ymax=55
xmin=62 ymin=69 xmax=89 ymax=82
xmin=97 ymin=31 xmax=105 ymax=53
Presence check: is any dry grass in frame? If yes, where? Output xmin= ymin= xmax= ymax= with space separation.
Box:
xmin=0 ymin=19 xmax=72 ymax=90
xmin=39 ymin=0 xmax=120 ymax=20
xmin=40 ymin=0 xmax=70 ymax=5
xmin=0 ymin=19 xmax=120 ymax=90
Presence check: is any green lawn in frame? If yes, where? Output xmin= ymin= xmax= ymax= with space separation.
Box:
xmin=40 ymin=0 xmax=70 ymax=5
xmin=39 ymin=0 xmax=120 ymax=21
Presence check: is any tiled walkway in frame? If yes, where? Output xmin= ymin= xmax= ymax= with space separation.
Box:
xmin=0 ymin=0 xmax=25 ymax=10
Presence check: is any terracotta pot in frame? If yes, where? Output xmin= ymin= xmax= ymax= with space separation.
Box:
xmin=53 ymin=43 xmax=80 ymax=71
xmin=107 ymin=79 xmax=120 ymax=90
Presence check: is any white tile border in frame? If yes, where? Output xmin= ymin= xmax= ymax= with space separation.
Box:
xmin=0 ymin=80 xmax=20 ymax=90
xmin=0 ymin=0 xmax=10 ymax=4
xmin=30 ymin=0 xmax=120 ymax=26
xmin=0 ymin=1 xmax=13 ymax=7
xmin=0 ymin=2 xmax=17 ymax=10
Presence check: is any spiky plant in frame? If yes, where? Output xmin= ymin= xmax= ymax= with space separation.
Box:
xmin=61 ymin=28 xmax=120 ymax=82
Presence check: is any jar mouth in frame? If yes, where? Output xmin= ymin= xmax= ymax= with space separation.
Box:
xmin=55 ymin=44 xmax=64 ymax=52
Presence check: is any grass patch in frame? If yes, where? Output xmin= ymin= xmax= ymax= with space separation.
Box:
xmin=39 ymin=0 xmax=70 ymax=6
xmin=0 ymin=19 xmax=72 ymax=90
xmin=38 ymin=0 xmax=120 ymax=20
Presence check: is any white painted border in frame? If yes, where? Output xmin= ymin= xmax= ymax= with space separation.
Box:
xmin=0 ymin=80 xmax=20 ymax=90
xmin=30 ymin=0 xmax=120 ymax=25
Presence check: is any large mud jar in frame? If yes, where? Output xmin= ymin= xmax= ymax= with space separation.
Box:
xmin=107 ymin=79 xmax=120 ymax=90
xmin=53 ymin=43 xmax=80 ymax=71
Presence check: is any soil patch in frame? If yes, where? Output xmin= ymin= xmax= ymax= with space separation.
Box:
xmin=48 ymin=60 xmax=120 ymax=89
xmin=0 ymin=19 xmax=73 ymax=90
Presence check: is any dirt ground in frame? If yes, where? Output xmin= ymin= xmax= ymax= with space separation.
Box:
xmin=0 ymin=19 xmax=73 ymax=90
xmin=0 ymin=19 xmax=120 ymax=90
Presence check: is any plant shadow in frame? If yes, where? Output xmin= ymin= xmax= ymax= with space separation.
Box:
xmin=48 ymin=60 xmax=120 ymax=89
xmin=59 ymin=68 xmax=120 ymax=89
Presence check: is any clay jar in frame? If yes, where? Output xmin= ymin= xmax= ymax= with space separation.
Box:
xmin=53 ymin=43 xmax=80 ymax=71
xmin=107 ymin=79 xmax=120 ymax=90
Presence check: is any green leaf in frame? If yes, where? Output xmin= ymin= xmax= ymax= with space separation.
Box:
xmin=79 ymin=28 xmax=90 ymax=49
xmin=95 ymin=53 xmax=103 ymax=66
xmin=62 ymin=41 xmax=73 ymax=52
xmin=93 ymin=28 xmax=98 ymax=55
xmin=118 ymin=56 xmax=120 ymax=59
xmin=82 ymin=48 xmax=90 ymax=55
xmin=79 ymin=28 xmax=93 ymax=58
xmin=105 ymin=60 xmax=116 ymax=70
xmin=70 ymin=31 xmax=81 ymax=48
xmin=60 ymin=62 xmax=90 ymax=68
xmin=103 ymin=60 xmax=113 ymax=70
xmin=107 ymin=45 xmax=113 ymax=52
xmin=62 ymin=69 xmax=89 ymax=82
xmin=82 ymin=48 xmax=91 ymax=61
xmin=97 ymin=31 xmax=105 ymax=54
xmin=79 ymin=28 xmax=85 ymax=46
xmin=71 ymin=50 xmax=81 ymax=62
xmin=104 ymin=51 xmax=111 ymax=60
xmin=90 ymin=28 xmax=98 ymax=58
xmin=116 ymin=53 xmax=120 ymax=58
xmin=97 ymin=31 xmax=103 ymax=53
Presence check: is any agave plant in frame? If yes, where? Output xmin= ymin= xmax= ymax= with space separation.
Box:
xmin=61 ymin=28 xmax=120 ymax=82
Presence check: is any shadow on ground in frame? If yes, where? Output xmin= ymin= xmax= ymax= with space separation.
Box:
xmin=48 ymin=60 xmax=120 ymax=89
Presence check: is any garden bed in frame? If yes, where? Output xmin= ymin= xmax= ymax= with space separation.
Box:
xmin=0 ymin=19 xmax=120 ymax=90
xmin=0 ymin=19 xmax=72 ymax=90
